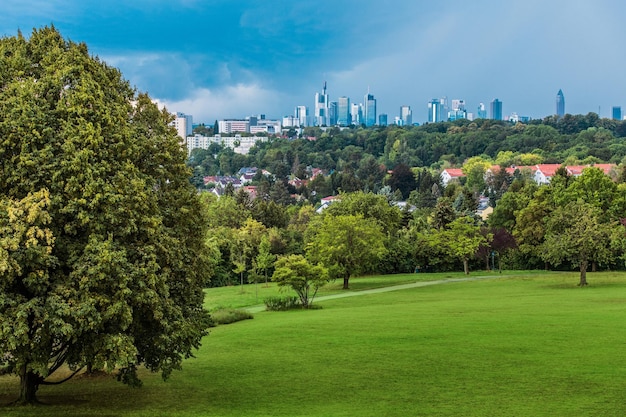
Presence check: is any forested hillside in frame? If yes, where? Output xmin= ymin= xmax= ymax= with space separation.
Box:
xmin=192 ymin=116 xmax=626 ymax=288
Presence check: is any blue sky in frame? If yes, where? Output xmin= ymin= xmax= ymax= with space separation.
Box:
xmin=3 ymin=0 xmax=626 ymax=124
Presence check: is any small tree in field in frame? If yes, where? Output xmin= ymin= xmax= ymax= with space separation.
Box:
xmin=271 ymin=255 xmax=328 ymax=308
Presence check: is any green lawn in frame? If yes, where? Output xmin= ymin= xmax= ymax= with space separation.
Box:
xmin=203 ymin=270 xmax=542 ymax=311
xmin=2 ymin=271 xmax=626 ymax=416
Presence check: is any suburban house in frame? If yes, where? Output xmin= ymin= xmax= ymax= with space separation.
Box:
xmin=440 ymin=168 xmax=465 ymax=187
xmin=316 ymin=195 xmax=341 ymax=214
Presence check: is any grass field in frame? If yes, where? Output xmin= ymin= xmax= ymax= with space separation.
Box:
xmin=2 ymin=271 xmax=626 ymax=416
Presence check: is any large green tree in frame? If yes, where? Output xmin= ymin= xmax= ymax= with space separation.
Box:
xmin=0 ymin=27 xmax=211 ymax=404
xmin=541 ymin=200 xmax=617 ymax=286
xmin=440 ymin=216 xmax=489 ymax=275
xmin=306 ymin=214 xmax=386 ymax=289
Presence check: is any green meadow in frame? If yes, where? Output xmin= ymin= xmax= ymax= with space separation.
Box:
xmin=2 ymin=271 xmax=626 ymax=416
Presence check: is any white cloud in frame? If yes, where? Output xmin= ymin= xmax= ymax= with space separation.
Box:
xmin=154 ymin=84 xmax=289 ymax=123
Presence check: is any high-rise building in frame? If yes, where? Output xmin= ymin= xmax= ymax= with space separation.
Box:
xmin=351 ymin=103 xmax=363 ymax=126
xmin=613 ymin=106 xmax=622 ymax=120
xmin=295 ymin=105 xmax=308 ymax=127
xmin=451 ymin=99 xmax=465 ymax=112
xmin=364 ymin=92 xmax=377 ymax=127
xmin=314 ymin=82 xmax=329 ymax=126
xmin=477 ymin=103 xmax=487 ymax=119
xmin=491 ymin=99 xmax=503 ymax=121
xmin=329 ymin=101 xmax=338 ymax=126
xmin=428 ymin=99 xmax=442 ymax=123
xmin=556 ymin=89 xmax=565 ymax=117
xmin=170 ymin=112 xmax=193 ymax=139
xmin=337 ymin=96 xmax=351 ymax=126
xmin=400 ymin=105 xmax=412 ymax=126
xmin=448 ymin=99 xmax=467 ymax=121
xmin=378 ymin=114 xmax=388 ymax=126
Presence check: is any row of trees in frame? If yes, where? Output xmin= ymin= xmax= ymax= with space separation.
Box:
xmin=203 ymin=164 xmax=626 ymax=301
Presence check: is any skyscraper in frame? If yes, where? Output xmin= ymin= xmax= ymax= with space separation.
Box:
xmin=351 ymin=103 xmax=363 ymax=126
xmin=612 ymin=106 xmax=622 ymax=120
xmin=329 ymin=101 xmax=338 ymax=126
xmin=314 ymin=82 xmax=329 ymax=126
xmin=556 ymin=89 xmax=565 ymax=117
xmin=491 ymin=99 xmax=503 ymax=121
xmin=378 ymin=114 xmax=388 ymax=126
xmin=448 ymin=99 xmax=467 ymax=121
xmin=428 ymin=99 xmax=442 ymax=123
xmin=295 ymin=105 xmax=308 ymax=127
xmin=337 ymin=96 xmax=351 ymax=126
xmin=364 ymin=92 xmax=377 ymax=127
xmin=400 ymin=105 xmax=412 ymax=126
xmin=477 ymin=103 xmax=487 ymax=119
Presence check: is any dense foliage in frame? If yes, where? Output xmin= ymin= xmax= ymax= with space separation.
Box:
xmin=0 ymin=27 xmax=211 ymax=403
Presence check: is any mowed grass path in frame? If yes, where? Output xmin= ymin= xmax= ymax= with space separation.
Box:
xmin=2 ymin=271 xmax=626 ymax=416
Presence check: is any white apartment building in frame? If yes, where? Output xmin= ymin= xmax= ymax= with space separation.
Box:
xmin=186 ymin=134 xmax=269 ymax=155
xmin=170 ymin=112 xmax=193 ymax=139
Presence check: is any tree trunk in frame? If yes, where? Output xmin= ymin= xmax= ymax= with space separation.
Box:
xmin=19 ymin=366 xmax=41 ymax=405
xmin=342 ymin=275 xmax=350 ymax=289
xmin=579 ymin=260 xmax=588 ymax=286
xmin=463 ymin=259 xmax=469 ymax=275
xmin=592 ymin=261 xmax=597 ymax=272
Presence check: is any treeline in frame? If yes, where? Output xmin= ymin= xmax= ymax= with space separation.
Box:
xmin=188 ymin=114 xmax=626 ymax=193
xmin=202 ymin=166 xmax=626 ymax=289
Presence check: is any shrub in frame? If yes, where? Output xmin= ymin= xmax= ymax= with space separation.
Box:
xmin=263 ymin=296 xmax=301 ymax=311
xmin=211 ymin=308 xmax=254 ymax=325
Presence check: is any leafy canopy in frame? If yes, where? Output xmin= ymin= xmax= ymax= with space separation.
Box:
xmin=0 ymin=27 xmax=211 ymax=403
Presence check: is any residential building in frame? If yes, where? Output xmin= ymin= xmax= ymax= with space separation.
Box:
xmin=440 ymin=168 xmax=465 ymax=187
xmin=491 ymin=99 xmax=503 ymax=121
xmin=170 ymin=112 xmax=193 ymax=139
xmin=185 ymin=134 xmax=269 ymax=155
xmin=364 ymin=92 xmax=377 ymax=126
xmin=556 ymin=89 xmax=565 ymax=117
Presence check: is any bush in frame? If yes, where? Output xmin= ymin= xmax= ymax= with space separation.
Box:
xmin=263 ymin=296 xmax=301 ymax=311
xmin=211 ymin=308 xmax=254 ymax=325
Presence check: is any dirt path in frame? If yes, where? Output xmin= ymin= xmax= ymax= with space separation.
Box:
xmin=246 ymin=274 xmax=507 ymax=313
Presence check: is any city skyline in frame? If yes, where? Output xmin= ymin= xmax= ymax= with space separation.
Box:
xmin=2 ymin=1 xmax=626 ymax=123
